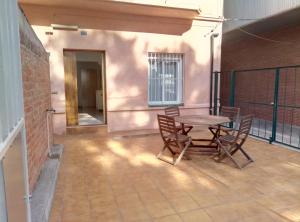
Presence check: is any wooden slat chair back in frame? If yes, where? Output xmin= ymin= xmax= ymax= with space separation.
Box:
xmin=220 ymin=106 xmax=240 ymax=121
xmin=164 ymin=106 xmax=180 ymax=117
xmin=235 ymin=114 xmax=253 ymax=145
xmin=215 ymin=114 xmax=254 ymax=169
xmin=220 ymin=106 xmax=240 ymax=127
xmin=158 ymin=114 xmax=178 ymax=139
xmin=157 ymin=114 xmax=192 ymax=165
xmin=209 ymin=106 xmax=240 ymax=144
xmin=164 ymin=106 xmax=193 ymax=135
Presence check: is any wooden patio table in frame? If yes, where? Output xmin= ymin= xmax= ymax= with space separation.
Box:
xmin=175 ymin=115 xmax=230 ymax=154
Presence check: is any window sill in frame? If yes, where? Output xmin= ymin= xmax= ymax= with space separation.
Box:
xmin=148 ymin=103 xmax=184 ymax=108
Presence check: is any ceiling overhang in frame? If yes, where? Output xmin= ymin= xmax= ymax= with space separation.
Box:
xmin=18 ymin=0 xmax=200 ymax=20
xmin=223 ymin=6 xmax=300 ymax=43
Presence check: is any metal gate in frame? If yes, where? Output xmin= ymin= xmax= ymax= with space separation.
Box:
xmin=215 ymin=65 xmax=300 ymax=149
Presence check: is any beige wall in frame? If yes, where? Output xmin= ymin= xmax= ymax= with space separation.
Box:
xmin=30 ymin=9 xmax=222 ymax=133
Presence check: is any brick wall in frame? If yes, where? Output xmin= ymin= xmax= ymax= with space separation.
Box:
xmin=221 ymin=24 xmax=300 ymax=126
xmin=19 ymin=10 xmax=52 ymax=192
xmin=222 ymin=24 xmax=300 ymax=71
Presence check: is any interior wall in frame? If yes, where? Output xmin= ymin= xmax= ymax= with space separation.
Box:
xmin=77 ymin=61 xmax=101 ymax=108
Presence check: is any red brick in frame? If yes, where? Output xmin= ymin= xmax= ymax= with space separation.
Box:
xmin=221 ymin=24 xmax=300 ymax=126
xmin=20 ymin=33 xmax=52 ymax=192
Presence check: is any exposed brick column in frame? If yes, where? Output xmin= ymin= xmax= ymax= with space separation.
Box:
xmin=19 ymin=11 xmax=52 ymax=192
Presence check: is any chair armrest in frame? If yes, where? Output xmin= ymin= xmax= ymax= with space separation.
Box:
xmin=209 ymin=125 xmax=219 ymax=130
xmin=220 ymin=127 xmax=234 ymax=132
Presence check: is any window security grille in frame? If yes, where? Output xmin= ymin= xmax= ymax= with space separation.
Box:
xmin=148 ymin=52 xmax=183 ymax=106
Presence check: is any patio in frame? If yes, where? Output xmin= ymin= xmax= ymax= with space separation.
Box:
xmin=49 ymin=127 xmax=300 ymax=222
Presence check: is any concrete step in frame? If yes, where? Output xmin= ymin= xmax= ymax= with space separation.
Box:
xmin=30 ymin=144 xmax=63 ymax=222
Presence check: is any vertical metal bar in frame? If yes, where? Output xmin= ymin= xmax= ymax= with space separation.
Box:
xmin=264 ymin=119 xmax=267 ymax=138
xmin=270 ymin=68 xmax=280 ymax=143
xmin=229 ymin=71 xmax=236 ymax=128
xmin=0 ymin=160 xmax=8 ymax=222
xmin=154 ymin=53 xmax=157 ymax=103
xmin=258 ymin=119 xmax=261 ymax=137
xmin=281 ymin=70 xmax=287 ymax=143
xmin=21 ymin=126 xmax=32 ymax=222
xmin=147 ymin=53 xmax=150 ymax=103
xmin=162 ymin=54 xmax=165 ymax=104
xmin=213 ymin=72 xmax=219 ymax=115
xmin=209 ymin=71 xmax=213 ymax=115
xmin=289 ymin=68 xmax=296 ymax=146
xmin=229 ymin=70 xmax=236 ymax=107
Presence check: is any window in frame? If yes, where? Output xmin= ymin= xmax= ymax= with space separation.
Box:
xmin=148 ymin=52 xmax=183 ymax=106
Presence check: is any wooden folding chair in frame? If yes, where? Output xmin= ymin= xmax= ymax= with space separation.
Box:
xmin=165 ymin=106 xmax=193 ymax=135
xmin=209 ymin=106 xmax=240 ymax=144
xmin=214 ymin=114 xmax=254 ymax=169
xmin=157 ymin=114 xmax=192 ymax=165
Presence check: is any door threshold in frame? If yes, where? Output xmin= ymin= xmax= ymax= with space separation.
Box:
xmin=67 ymin=124 xmax=107 ymax=129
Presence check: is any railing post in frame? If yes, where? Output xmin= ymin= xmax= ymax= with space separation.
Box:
xmin=209 ymin=71 xmax=213 ymax=115
xmin=213 ymin=72 xmax=219 ymax=115
xmin=229 ymin=70 xmax=236 ymax=128
xmin=229 ymin=70 xmax=236 ymax=107
xmin=270 ymin=68 xmax=280 ymax=143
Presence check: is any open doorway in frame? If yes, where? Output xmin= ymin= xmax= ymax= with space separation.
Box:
xmin=64 ymin=50 xmax=106 ymax=126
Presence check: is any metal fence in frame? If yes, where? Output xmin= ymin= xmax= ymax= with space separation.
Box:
xmin=215 ymin=65 xmax=300 ymax=149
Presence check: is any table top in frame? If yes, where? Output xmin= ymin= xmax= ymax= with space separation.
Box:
xmin=175 ymin=115 xmax=230 ymax=126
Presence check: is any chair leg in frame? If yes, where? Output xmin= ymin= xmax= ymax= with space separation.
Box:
xmin=157 ymin=145 xmax=177 ymax=165
xmin=181 ymin=124 xmax=193 ymax=135
xmin=229 ymin=145 xmax=254 ymax=164
xmin=209 ymin=127 xmax=220 ymax=145
xmin=157 ymin=144 xmax=167 ymax=158
xmin=216 ymin=144 xmax=242 ymax=169
xmin=174 ymin=138 xmax=192 ymax=165
xmin=184 ymin=126 xmax=193 ymax=135
xmin=157 ymin=139 xmax=192 ymax=166
xmin=213 ymin=140 xmax=229 ymax=161
xmin=217 ymin=144 xmax=255 ymax=169
xmin=239 ymin=147 xmax=254 ymax=162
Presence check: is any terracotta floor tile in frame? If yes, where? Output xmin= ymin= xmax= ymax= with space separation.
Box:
xmin=90 ymin=202 xmax=119 ymax=215
xmin=204 ymin=201 xmax=267 ymax=222
xmin=180 ymin=209 xmax=213 ymax=222
xmin=116 ymin=193 xmax=143 ymax=207
xmin=49 ymin=127 xmax=300 ymax=222
xmin=144 ymin=201 xmax=175 ymax=218
xmin=62 ymin=212 xmax=90 ymax=222
xmin=138 ymin=189 xmax=166 ymax=204
xmin=154 ymin=214 xmax=182 ymax=222
xmin=189 ymin=191 xmax=223 ymax=208
xmin=256 ymin=193 xmax=300 ymax=211
xmin=91 ymin=209 xmax=122 ymax=222
xmin=240 ymin=214 xmax=290 ymax=222
xmin=168 ymin=195 xmax=199 ymax=213
xmin=119 ymin=205 xmax=150 ymax=222
xmin=278 ymin=205 xmax=300 ymax=222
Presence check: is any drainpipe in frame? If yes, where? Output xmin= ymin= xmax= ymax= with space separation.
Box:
xmin=46 ymin=108 xmax=56 ymax=158
xmin=209 ymin=33 xmax=219 ymax=115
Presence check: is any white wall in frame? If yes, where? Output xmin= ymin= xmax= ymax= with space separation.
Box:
xmin=0 ymin=1 xmax=24 ymax=146
xmin=0 ymin=1 xmax=31 ymax=221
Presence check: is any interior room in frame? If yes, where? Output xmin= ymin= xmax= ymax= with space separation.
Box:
xmin=75 ymin=51 xmax=105 ymax=126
